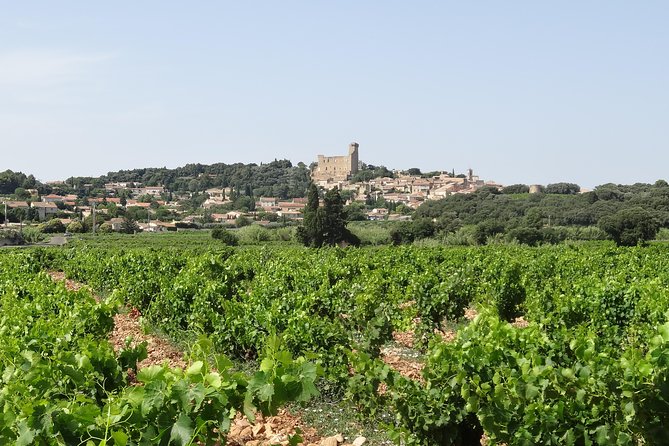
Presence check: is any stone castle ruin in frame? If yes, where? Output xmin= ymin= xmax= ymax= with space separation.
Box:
xmin=312 ymin=142 xmax=359 ymax=182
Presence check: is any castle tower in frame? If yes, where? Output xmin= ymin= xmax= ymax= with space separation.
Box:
xmin=348 ymin=142 xmax=359 ymax=175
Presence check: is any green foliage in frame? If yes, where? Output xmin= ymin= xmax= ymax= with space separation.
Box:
xmin=321 ymin=187 xmax=347 ymax=245
xmin=598 ymin=207 xmax=660 ymax=246
xmin=211 ymin=227 xmax=239 ymax=246
xmin=12 ymin=243 xmax=669 ymax=445
xmin=489 ymin=261 xmax=526 ymax=322
xmin=502 ymin=184 xmax=530 ymax=194
xmin=507 ymin=226 xmax=546 ymax=246
xmin=66 ymin=220 xmax=84 ymax=233
xmin=98 ymin=221 xmax=113 ymax=233
xmin=234 ymin=215 xmax=252 ymax=227
xmin=0 ymin=170 xmax=39 ymax=194
xmin=236 ymin=225 xmax=271 ymax=244
xmin=38 ymin=218 xmax=66 ymax=233
xmin=348 ymin=222 xmax=392 ymax=246
xmin=0 ymin=254 xmax=319 ymax=444
xmin=545 ymin=182 xmax=581 ymax=194
xmin=350 ymin=164 xmax=394 ymax=183
xmin=0 ymin=229 xmax=25 ymax=245
xmin=415 ymin=180 xmax=669 ymax=241
xmin=413 ymin=267 xmax=474 ymax=347
xmin=118 ymin=217 xmax=140 ymax=234
xmin=296 ymin=183 xmax=323 ymax=247
xmin=473 ymin=220 xmax=505 ymax=245
xmin=62 ymin=159 xmax=310 ymax=199
xmin=20 ymin=227 xmax=45 ymax=244
xmin=298 ymin=185 xmax=359 ymax=247
xmin=390 ymin=219 xmax=436 ymax=245
xmin=388 ymin=311 xmax=669 ymax=445
xmin=344 ymin=202 xmax=367 ymax=221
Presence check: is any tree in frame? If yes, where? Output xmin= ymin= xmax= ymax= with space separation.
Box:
xmin=297 ymin=185 xmax=359 ymax=247
xmin=321 ymin=188 xmax=346 ymax=246
xmin=120 ymin=217 xmax=140 ymax=234
xmin=344 ymin=202 xmax=367 ymax=221
xmin=545 ymin=182 xmax=580 ymax=195
xmin=390 ymin=219 xmax=436 ymax=245
xmin=235 ymin=216 xmax=252 ymax=227
xmin=598 ymin=207 xmax=659 ymax=246
xmin=473 ymin=220 xmax=505 ymax=245
xmin=296 ymin=183 xmax=323 ymax=247
xmin=502 ymin=184 xmax=530 ymax=194
xmin=14 ymin=187 xmax=31 ymax=200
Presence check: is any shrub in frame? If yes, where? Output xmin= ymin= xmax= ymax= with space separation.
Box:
xmin=211 ymin=227 xmax=239 ymax=246
xmin=348 ymin=223 xmax=392 ymax=246
xmin=66 ymin=220 xmax=84 ymax=233
xmin=0 ymin=229 xmax=24 ymax=246
xmin=390 ymin=219 xmax=435 ymax=245
xmin=235 ymin=216 xmax=252 ymax=228
xmin=237 ymin=225 xmax=271 ymax=244
xmin=38 ymin=219 xmax=66 ymax=234
xmin=506 ymin=227 xmax=543 ymax=246
xmin=442 ymin=226 xmax=476 ymax=246
xmin=21 ymin=227 xmax=45 ymax=244
xmin=98 ymin=222 xmax=113 ymax=233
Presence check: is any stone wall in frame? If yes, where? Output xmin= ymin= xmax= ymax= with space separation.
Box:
xmin=312 ymin=143 xmax=359 ymax=182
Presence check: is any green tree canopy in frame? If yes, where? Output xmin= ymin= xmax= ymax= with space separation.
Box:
xmin=297 ymin=185 xmax=359 ymax=247
xmin=598 ymin=207 xmax=659 ymax=246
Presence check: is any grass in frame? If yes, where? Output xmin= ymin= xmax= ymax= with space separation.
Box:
xmin=288 ymin=389 xmax=395 ymax=445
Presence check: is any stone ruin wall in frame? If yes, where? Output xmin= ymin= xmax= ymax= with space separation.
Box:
xmin=312 ymin=143 xmax=359 ymax=182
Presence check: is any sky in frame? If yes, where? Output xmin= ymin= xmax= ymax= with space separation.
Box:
xmin=1 ymin=1 xmax=668 ymax=189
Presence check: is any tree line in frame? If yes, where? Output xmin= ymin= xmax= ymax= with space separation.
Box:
xmin=403 ymin=181 xmax=669 ymax=246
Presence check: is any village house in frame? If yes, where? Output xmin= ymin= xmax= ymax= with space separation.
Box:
xmin=277 ymin=201 xmax=304 ymax=212
xmin=131 ymin=186 xmax=165 ymax=197
xmin=210 ymin=213 xmax=227 ymax=223
xmin=367 ymin=208 xmax=388 ymax=221
xmin=205 ymin=188 xmax=226 ymax=201
xmin=430 ymin=184 xmax=458 ymax=199
xmin=31 ymin=202 xmax=60 ymax=220
xmin=202 ymin=198 xmax=232 ymax=209
xmin=277 ymin=210 xmax=302 ymax=220
xmin=258 ymin=197 xmax=278 ymax=208
xmin=3 ymin=201 xmax=30 ymax=211
xmin=128 ymin=202 xmax=152 ymax=209
xmin=410 ymin=179 xmax=432 ymax=194
xmin=104 ymin=182 xmax=134 ymax=191
xmin=41 ymin=194 xmax=65 ymax=203
xmin=109 ymin=217 xmax=125 ymax=232
xmin=138 ymin=222 xmax=165 ymax=232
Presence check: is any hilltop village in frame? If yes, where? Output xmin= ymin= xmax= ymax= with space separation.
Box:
xmin=0 ymin=143 xmax=500 ymax=231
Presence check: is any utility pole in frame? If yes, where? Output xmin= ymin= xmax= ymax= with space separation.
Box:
xmin=3 ymin=202 xmax=6 ymax=228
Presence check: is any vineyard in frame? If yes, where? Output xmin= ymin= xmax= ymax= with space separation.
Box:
xmin=2 ymin=243 xmax=669 ymax=445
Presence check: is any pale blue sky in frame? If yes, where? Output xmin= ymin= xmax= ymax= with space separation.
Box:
xmin=1 ymin=1 xmax=667 ymax=188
